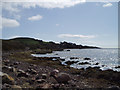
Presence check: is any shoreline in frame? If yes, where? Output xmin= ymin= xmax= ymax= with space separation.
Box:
xmin=1 ymin=51 xmax=120 ymax=89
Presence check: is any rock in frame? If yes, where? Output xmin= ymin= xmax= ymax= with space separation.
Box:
xmin=115 ymin=66 xmax=120 ymax=68
xmin=30 ymin=69 xmax=37 ymax=74
xmin=11 ymin=85 xmax=22 ymax=90
xmin=14 ymin=62 xmax=20 ymax=65
xmin=2 ymin=83 xmax=11 ymax=88
xmin=70 ymin=57 xmax=78 ymax=59
xmin=50 ymin=69 xmax=59 ymax=77
xmin=29 ymin=78 xmax=36 ymax=84
xmin=60 ymin=59 xmax=65 ymax=61
xmin=36 ymin=79 xmax=46 ymax=84
xmin=66 ymin=50 xmax=70 ymax=51
xmin=4 ymin=60 xmax=10 ymax=63
xmin=84 ymin=58 xmax=91 ymax=60
xmin=108 ymin=86 xmax=120 ymax=90
xmin=2 ymin=73 xmax=14 ymax=85
xmin=54 ymin=73 xmax=71 ymax=83
xmin=17 ymin=69 xmax=29 ymax=77
xmin=94 ymin=62 xmax=99 ymax=65
xmin=36 ymin=84 xmax=52 ymax=89
xmin=50 ymin=70 xmax=71 ymax=84
xmin=52 ymin=84 xmax=60 ymax=89
xmin=41 ymin=74 xmax=47 ymax=79
xmin=36 ymin=75 xmax=41 ymax=80
xmin=78 ymin=62 xmax=90 ymax=65
xmin=65 ymin=61 xmax=78 ymax=65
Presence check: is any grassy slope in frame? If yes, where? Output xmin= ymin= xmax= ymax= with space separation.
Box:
xmin=2 ymin=37 xmax=99 ymax=51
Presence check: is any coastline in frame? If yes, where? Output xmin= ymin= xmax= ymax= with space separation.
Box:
xmin=1 ymin=50 xmax=120 ymax=89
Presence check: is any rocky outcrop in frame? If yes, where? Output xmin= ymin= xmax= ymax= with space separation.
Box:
xmin=65 ymin=61 xmax=79 ymax=65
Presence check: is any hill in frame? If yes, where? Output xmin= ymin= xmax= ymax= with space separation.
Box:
xmin=2 ymin=37 xmax=100 ymax=51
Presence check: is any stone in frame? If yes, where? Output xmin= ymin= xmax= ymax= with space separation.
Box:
xmin=70 ymin=57 xmax=78 ymax=59
xmin=65 ymin=61 xmax=78 ymax=65
xmin=36 ymin=79 xmax=46 ymax=84
xmin=50 ymin=69 xmax=59 ymax=77
xmin=84 ymin=58 xmax=91 ymax=60
xmin=11 ymin=85 xmax=22 ymax=90
xmin=17 ymin=69 xmax=29 ymax=77
xmin=2 ymin=73 xmax=14 ymax=85
xmin=41 ymin=74 xmax=47 ymax=79
xmin=79 ymin=62 xmax=90 ymax=65
xmin=30 ymin=69 xmax=37 ymax=74
xmin=14 ymin=62 xmax=20 ymax=65
xmin=55 ymin=73 xmax=71 ymax=83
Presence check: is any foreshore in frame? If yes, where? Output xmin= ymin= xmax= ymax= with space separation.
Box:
xmin=1 ymin=50 xmax=120 ymax=89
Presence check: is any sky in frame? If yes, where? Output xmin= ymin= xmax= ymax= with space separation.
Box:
xmin=1 ymin=0 xmax=118 ymax=48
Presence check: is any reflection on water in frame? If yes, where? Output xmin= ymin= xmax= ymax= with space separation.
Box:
xmin=32 ymin=48 xmax=120 ymax=72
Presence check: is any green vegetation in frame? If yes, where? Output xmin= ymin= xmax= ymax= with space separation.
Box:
xmin=2 ymin=37 xmax=99 ymax=51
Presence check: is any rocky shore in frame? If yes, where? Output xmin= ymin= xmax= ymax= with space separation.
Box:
xmin=1 ymin=51 xmax=120 ymax=89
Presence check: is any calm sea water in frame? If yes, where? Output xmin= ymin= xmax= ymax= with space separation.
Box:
xmin=32 ymin=48 xmax=120 ymax=72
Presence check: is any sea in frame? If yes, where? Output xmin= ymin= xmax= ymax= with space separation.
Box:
xmin=32 ymin=48 xmax=120 ymax=72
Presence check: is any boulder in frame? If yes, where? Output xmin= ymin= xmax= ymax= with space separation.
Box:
xmin=79 ymin=62 xmax=90 ymax=65
xmin=41 ymin=74 xmax=47 ymax=79
xmin=17 ymin=69 xmax=29 ymax=77
xmin=70 ymin=57 xmax=78 ymax=59
xmin=65 ymin=61 xmax=78 ymax=65
xmin=2 ymin=73 xmax=14 ymax=85
xmin=36 ymin=79 xmax=46 ymax=84
xmin=36 ymin=84 xmax=52 ymax=89
xmin=84 ymin=58 xmax=91 ymax=60
xmin=55 ymin=73 xmax=71 ymax=83
xmin=11 ymin=85 xmax=22 ymax=90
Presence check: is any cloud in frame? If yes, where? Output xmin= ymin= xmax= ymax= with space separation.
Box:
xmin=28 ymin=15 xmax=43 ymax=21
xmin=2 ymin=17 xmax=20 ymax=28
xmin=103 ymin=3 xmax=112 ymax=7
xmin=2 ymin=0 xmax=85 ymax=12
xmin=56 ymin=24 xmax=59 ymax=26
xmin=2 ymin=3 xmax=20 ymax=13
xmin=58 ymin=34 xmax=95 ymax=39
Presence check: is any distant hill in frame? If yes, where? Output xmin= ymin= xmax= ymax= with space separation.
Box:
xmin=2 ymin=37 xmax=100 ymax=51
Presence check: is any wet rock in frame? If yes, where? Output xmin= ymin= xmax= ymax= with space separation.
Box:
xmin=17 ymin=69 xmax=29 ymax=77
xmin=50 ymin=70 xmax=71 ymax=84
xmin=115 ymin=66 xmax=120 ymax=68
xmin=84 ymin=58 xmax=91 ymax=60
xmin=55 ymin=73 xmax=71 ymax=83
xmin=30 ymin=69 xmax=37 ymax=74
xmin=11 ymin=85 xmax=22 ymax=89
xmin=29 ymin=78 xmax=36 ymax=84
xmin=79 ymin=62 xmax=90 ymax=65
xmin=4 ymin=60 xmax=10 ymax=63
xmin=60 ymin=59 xmax=65 ymax=61
xmin=30 ymin=64 xmax=37 ymax=67
xmin=36 ymin=75 xmax=41 ymax=80
xmin=37 ymin=79 xmax=46 ymax=84
xmin=2 ymin=73 xmax=14 ymax=85
xmin=66 ymin=50 xmax=70 ymax=51
xmin=65 ymin=61 xmax=78 ymax=65
xmin=14 ymin=62 xmax=20 ymax=65
xmin=70 ymin=57 xmax=79 ymax=59
xmin=52 ymin=84 xmax=60 ymax=89
xmin=108 ymin=86 xmax=120 ymax=90
xmin=36 ymin=84 xmax=52 ymax=89
xmin=2 ymin=83 xmax=11 ymax=88
xmin=41 ymin=74 xmax=47 ymax=79
xmin=94 ymin=62 xmax=99 ymax=65
xmin=50 ymin=69 xmax=59 ymax=77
